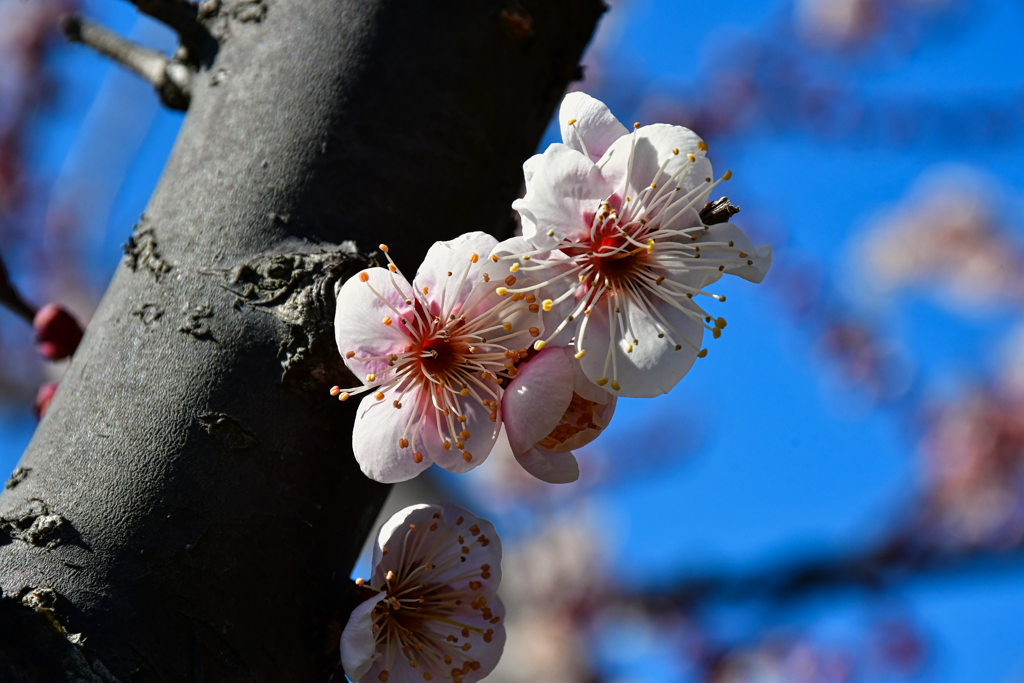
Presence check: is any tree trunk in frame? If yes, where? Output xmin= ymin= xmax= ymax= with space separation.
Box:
xmin=0 ymin=2 xmax=604 ymax=680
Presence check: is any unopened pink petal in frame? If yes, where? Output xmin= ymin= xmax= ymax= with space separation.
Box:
xmin=513 ymin=445 xmax=579 ymax=484
xmin=502 ymin=347 xmax=575 ymax=453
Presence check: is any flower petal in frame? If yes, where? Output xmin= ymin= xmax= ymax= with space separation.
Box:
xmin=340 ymin=592 xmax=387 ymax=682
xmin=435 ymin=502 xmax=503 ymax=593
xmin=352 ymin=390 xmax=434 ymax=484
xmin=512 ymin=143 xmax=616 ymax=243
xmin=336 ymin=267 xmax=415 ymax=380
xmin=694 ymin=222 xmax=773 ymax=285
xmin=502 ymin=347 xmax=575 ymax=453
xmin=512 ymin=445 xmax=580 ymax=484
xmin=559 ymin=92 xmax=629 ymax=163
xmin=421 ymin=393 xmax=502 ymax=474
xmin=414 ymin=232 xmax=499 ymax=312
xmin=599 ymin=123 xmax=713 ymax=202
xmin=577 ymin=290 xmax=704 ymax=397
xmin=371 ymin=503 xmax=439 ymax=582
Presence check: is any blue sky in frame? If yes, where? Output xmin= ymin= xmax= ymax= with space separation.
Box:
xmin=4 ymin=0 xmax=1024 ymax=681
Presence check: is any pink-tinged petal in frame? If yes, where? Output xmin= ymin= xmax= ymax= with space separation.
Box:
xmin=416 ymin=596 xmax=506 ymax=683
xmin=372 ymin=503 xmax=502 ymax=596
xmin=578 ymin=291 xmax=704 ymax=398
xmin=371 ymin=503 xmax=439 ymax=582
xmin=414 ymin=232 xmax=499 ymax=311
xmin=513 ymin=444 xmax=579 ymax=484
xmin=340 ymin=592 xmax=386 ymax=682
xmin=695 ymin=222 xmax=773 ymax=284
xmin=422 ymin=394 xmax=502 ymax=474
xmin=502 ymin=347 xmax=575 ymax=454
xmin=512 ymin=143 xmax=616 ymax=243
xmin=559 ymin=92 xmax=629 ymax=163
xmin=599 ymin=123 xmax=712 ymax=201
xmin=434 ymin=502 xmax=503 ymax=592
xmin=352 ymin=390 xmax=434 ymax=484
xmin=336 ymin=267 xmax=415 ymax=379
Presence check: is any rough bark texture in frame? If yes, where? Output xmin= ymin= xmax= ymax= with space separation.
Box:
xmin=0 ymin=1 xmax=604 ymax=681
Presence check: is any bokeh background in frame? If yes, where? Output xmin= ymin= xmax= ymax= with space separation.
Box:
xmin=3 ymin=0 xmax=1024 ymax=680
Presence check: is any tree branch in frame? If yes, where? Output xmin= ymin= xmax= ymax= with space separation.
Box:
xmin=2 ymin=1 xmax=605 ymax=679
xmin=61 ymin=15 xmax=191 ymax=111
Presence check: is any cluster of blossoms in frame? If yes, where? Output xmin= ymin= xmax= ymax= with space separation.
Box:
xmin=332 ymin=92 xmax=771 ymax=486
xmin=336 ymin=93 xmax=772 ymax=682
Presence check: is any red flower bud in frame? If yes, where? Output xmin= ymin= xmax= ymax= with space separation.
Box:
xmin=33 ymin=382 xmax=58 ymax=421
xmin=33 ymin=303 xmax=83 ymax=361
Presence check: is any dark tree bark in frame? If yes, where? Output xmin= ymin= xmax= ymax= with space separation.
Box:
xmin=0 ymin=2 xmax=604 ymax=680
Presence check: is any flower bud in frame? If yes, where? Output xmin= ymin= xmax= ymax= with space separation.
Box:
xmin=33 ymin=303 xmax=83 ymax=361
xmin=33 ymin=382 xmax=58 ymax=421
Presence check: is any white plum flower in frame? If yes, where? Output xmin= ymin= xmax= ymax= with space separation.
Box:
xmin=506 ymin=92 xmax=772 ymax=397
xmin=341 ymin=503 xmax=505 ymax=683
xmin=500 ymin=346 xmax=616 ymax=483
xmin=333 ymin=232 xmax=545 ymax=483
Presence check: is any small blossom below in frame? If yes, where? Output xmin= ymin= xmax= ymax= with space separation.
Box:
xmin=341 ymin=503 xmax=505 ymax=683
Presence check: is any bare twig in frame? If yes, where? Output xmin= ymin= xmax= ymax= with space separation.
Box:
xmin=629 ymin=533 xmax=1024 ymax=611
xmin=123 ymin=0 xmax=216 ymax=64
xmin=0 ymin=254 xmax=36 ymax=324
xmin=61 ymin=15 xmax=191 ymax=111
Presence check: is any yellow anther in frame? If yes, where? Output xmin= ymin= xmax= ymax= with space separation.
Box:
xmin=687 ymin=153 xmax=696 ymax=162
xmin=672 ymin=147 xmax=679 ymax=155
xmin=388 ymin=263 xmax=397 ymax=273
xmin=596 ymin=377 xmax=608 ymax=386
xmin=468 ymin=253 xmax=479 ymax=263
xmin=339 ymin=392 xmax=350 ymax=401
xmin=366 ymin=373 xmax=376 ymax=382
xmin=568 ymin=118 xmax=577 ymax=125
xmin=529 ymin=327 xmax=540 ymax=337
xmin=490 ymin=253 xmax=498 ymax=262
xmin=533 ymin=340 xmax=545 ymax=351
xmin=358 ymin=272 xmax=369 ymax=283
xmin=502 ymin=321 xmax=512 ymax=332
xmin=374 ymin=391 xmax=385 ymax=400
xmin=697 ymin=140 xmax=708 ymax=151
xmin=712 ymin=328 xmax=721 ymax=339
xmin=443 ymin=441 xmax=452 ymax=451
xmin=698 ymin=349 xmax=708 ymax=358
xmin=379 ymin=244 xmax=390 ymax=253
xmin=646 ymin=238 xmax=655 ymax=253
xmin=611 ymin=380 xmax=621 ymax=391
xmin=723 ymin=170 xmax=733 ymax=180
xmin=716 ymin=317 xmax=727 ymax=329
xmin=626 ymin=344 xmax=633 ymax=353
xmin=460 ymin=388 xmax=470 ymax=397
xmin=421 ymin=286 xmax=429 ymax=295
xmin=382 ymin=316 xmax=392 ymax=327
xmin=496 ymin=287 xmax=508 ymax=296
xmin=575 ymin=350 xmax=585 ymax=359
xmin=510 ymin=263 xmax=520 ymax=272
xmin=633 ymin=122 xmax=640 ymax=129
xmin=542 ymin=299 xmax=553 ymax=311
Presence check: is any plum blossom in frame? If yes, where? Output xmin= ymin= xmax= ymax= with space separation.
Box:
xmin=341 ymin=503 xmax=505 ymax=683
xmin=506 ymin=92 xmax=772 ymax=397
xmin=333 ymin=232 xmax=546 ymax=483
xmin=500 ymin=346 xmax=616 ymax=483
